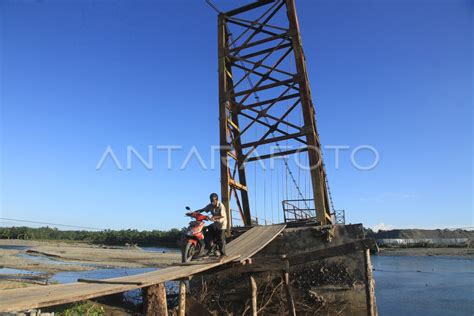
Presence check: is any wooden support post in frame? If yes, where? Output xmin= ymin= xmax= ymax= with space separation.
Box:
xmin=143 ymin=283 xmax=167 ymax=316
xmin=178 ymin=280 xmax=186 ymax=316
xmin=282 ymin=271 xmax=296 ymax=316
xmin=249 ymin=274 xmax=258 ymax=316
xmin=364 ymin=249 xmax=377 ymax=316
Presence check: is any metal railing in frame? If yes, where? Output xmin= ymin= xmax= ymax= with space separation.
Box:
xmin=231 ymin=209 xmax=260 ymax=226
xmin=282 ymin=199 xmax=317 ymax=223
xmin=334 ymin=209 xmax=346 ymax=225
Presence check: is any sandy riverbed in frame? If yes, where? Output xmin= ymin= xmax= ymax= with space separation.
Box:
xmin=0 ymin=239 xmax=181 ymax=274
xmin=1 ymin=239 xmax=471 ymax=288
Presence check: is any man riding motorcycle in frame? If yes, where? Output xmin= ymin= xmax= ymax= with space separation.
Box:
xmin=196 ymin=193 xmax=227 ymax=257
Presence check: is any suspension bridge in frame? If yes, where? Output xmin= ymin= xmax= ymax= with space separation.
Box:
xmin=1 ymin=0 xmax=377 ymax=314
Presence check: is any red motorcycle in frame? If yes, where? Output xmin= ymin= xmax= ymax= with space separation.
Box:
xmin=181 ymin=207 xmax=218 ymax=262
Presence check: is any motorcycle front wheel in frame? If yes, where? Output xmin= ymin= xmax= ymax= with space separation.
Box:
xmin=182 ymin=241 xmax=201 ymax=263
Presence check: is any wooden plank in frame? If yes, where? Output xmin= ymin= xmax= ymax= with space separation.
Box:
xmin=0 ymin=225 xmax=285 ymax=313
xmin=77 ymin=279 xmax=143 ymax=286
xmin=228 ymin=225 xmax=286 ymax=262
xmin=174 ymin=255 xmax=240 ymax=266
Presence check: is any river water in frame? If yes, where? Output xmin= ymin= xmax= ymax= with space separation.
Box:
xmin=372 ymin=255 xmax=474 ymax=316
xmin=2 ymin=244 xmax=473 ymax=314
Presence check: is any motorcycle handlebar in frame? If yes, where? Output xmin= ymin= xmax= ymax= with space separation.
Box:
xmin=185 ymin=211 xmax=212 ymax=221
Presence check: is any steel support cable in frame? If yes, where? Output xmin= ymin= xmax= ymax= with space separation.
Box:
xmin=204 ymin=0 xmax=222 ymax=14
xmin=276 ymin=151 xmax=281 ymax=223
xmin=325 ymin=169 xmax=336 ymax=212
xmin=263 ymin=162 xmax=267 ymax=224
xmin=280 ymin=160 xmax=284 ymax=222
xmin=270 ymin=161 xmax=274 ymax=224
xmin=254 ymin=85 xmax=258 ymax=224
xmin=298 ymin=88 xmax=302 ymax=209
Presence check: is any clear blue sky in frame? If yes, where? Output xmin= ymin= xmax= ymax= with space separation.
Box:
xmin=1 ymin=0 xmax=472 ymax=231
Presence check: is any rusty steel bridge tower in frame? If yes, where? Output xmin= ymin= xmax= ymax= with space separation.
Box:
xmin=218 ymin=0 xmax=333 ymax=231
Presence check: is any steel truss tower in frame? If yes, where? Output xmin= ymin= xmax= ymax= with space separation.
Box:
xmin=218 ymin=0 xmax=333 ymax=231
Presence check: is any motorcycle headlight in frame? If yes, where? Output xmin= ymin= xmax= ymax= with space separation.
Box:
xmin=186 ymin=229 xmax=194 ymax=236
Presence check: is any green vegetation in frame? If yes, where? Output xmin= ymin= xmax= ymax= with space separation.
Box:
xmin=1 ymin=281 xmax=30 ymax=290
xmin=51 ymin=301 xmax=105 ymax=316
xmin=0 ymin=226 xmax=183 ymax=246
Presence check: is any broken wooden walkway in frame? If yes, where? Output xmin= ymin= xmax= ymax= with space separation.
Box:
xmin=0 ymin=224 xmax=286 ymax=313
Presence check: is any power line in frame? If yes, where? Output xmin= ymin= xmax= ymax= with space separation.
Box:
xmin=0 ymin=218 xmax=103 ymax=231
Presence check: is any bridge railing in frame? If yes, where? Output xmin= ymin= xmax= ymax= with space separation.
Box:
xmin=282 ymin=199 xmax=317 ymax=223
xmin=231 ymin=209 xmax=260 ymax=226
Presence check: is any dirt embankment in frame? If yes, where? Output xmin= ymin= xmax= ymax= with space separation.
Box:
xmin=367 ymin=229 xmax=473 ymax=256
xmin=368 ymin=229 xmax=474 ymax=240
xmin=378 ymin=247 xmax=474 ymax=257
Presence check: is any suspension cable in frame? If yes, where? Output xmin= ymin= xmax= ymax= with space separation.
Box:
xmin=204 ymin=0 xmax=222 ymax=14
xmin=270 ymin=162 xmax=274 ymax=224
xmin=263 ymin=162 xmax=267 ymax=224
xmin=324 ymin=167 xmax=336 ymax=212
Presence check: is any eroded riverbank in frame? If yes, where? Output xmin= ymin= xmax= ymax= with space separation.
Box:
xmin=0 ymin=239 xmax=181 ymax=290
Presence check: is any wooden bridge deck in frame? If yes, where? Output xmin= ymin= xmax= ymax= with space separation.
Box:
xmin=0 ymin=225 xmax=286 ymax=313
